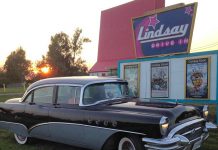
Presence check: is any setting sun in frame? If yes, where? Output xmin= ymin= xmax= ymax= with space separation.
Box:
xmin=41 ymin=66 xmax=50 ymax=74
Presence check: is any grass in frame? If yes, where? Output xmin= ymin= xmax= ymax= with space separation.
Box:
xmin=0 ymin=95 xmax=23 ymax=102
xmin=0 ymin=130 xmax=37 ymax=150
xmin=0 ymin=87 xmax=24 ymax=102
xmin=0 ymin=89 xmax=217 ymax=149
xmin=0 ymin=87 xmax=25 ymax=94
xmin=201 ymin=128 xmax=218 ymax=150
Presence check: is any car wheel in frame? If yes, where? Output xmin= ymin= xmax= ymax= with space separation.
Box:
xmin=118 ymin=136 xmax=143 ymax=150
xmin=14 ymin=133 xmax=28 ymax=144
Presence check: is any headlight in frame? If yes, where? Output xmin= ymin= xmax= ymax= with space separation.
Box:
xmin=203 ymin=105 xmax=209 ymax=119
xmin=160 ymin=116 xmax=169 ymax=135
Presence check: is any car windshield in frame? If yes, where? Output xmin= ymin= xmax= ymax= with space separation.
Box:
xmin=83 ymin=82 xmax=132 ymax=105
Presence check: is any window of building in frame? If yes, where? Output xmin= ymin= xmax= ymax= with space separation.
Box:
xmin=109 ymin=69 xmax=117 ymax=76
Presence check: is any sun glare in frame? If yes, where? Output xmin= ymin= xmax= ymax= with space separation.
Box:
xmin=41 ymin=66 xmax=50 ymax=74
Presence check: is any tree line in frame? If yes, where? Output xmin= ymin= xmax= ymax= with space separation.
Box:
xmin=0 ymin=28 xmax=91 ymax=85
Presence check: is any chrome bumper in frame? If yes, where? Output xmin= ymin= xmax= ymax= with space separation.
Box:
xmin=142 ymin=121 xmax=217 ymax=150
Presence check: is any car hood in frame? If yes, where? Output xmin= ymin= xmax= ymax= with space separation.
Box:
xmin=97 ymin=99 xmax=199 ymax=125
xmin=5 ymin=98 xmax=21 ymax=103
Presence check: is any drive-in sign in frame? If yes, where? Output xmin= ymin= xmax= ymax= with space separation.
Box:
xmin=132 ymin=3 xmax=197 ymax=58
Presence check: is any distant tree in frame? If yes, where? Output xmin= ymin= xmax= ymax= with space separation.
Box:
xmin=70 ymin=28 xmax=90 ymax=75
xmin=46 ymin=32 xmax=72 ymax=76
xmin=4 ymin=47 xmax=31 ymax=83
xmin=0 ymin=67 xmax=8 ymax=85
xmin=71 ymin=28 xmax=91 ymax=64
xmin=73 ymin=58 xmax=88 ymax=75
xmin=43 ymin=28 xmax=90 ymax=77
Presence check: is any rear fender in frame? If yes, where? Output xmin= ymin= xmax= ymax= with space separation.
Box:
xmin=0 ymin=121 xmax=28 ymax=137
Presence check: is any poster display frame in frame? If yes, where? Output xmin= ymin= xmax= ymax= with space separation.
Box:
xmin=150 ymin=62 xmax=169 ymax=98
xmin=123 ymin=64 xmax=140 ymax=97
xmin=185 ymin=56 xmax=210 ymax=99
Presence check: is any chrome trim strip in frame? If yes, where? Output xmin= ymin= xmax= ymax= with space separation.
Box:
xmin=167 ymin=118 xmax=204 ymax=138
xmin=28 ymin=121 xmax=146 ymax=136
xmin=190 ymin=136 xmax=201 ymax=143
xmin=144 ymin=144 xmax=182 ymax=150
xmin=143 ymin=132 xmax=209 ymax=150
xmin=142 ymin=119 xmax=209 ymax=150
xmin=21 ymin=83 xmax=83 ymax=102
xmin=143 ymin=136 xmax=181 ymax=145
xmin=181 ymin=126 xmax=202 ymax=136
xmin=143 ymin=134 xmax=207 ymax=150
xmin=203 ymin=132 xmax=209 ymax=140
xmin=206 ymin=122 xmax=217 ymax=129
xmin=80 ymin=97 xmax=129 ymax=107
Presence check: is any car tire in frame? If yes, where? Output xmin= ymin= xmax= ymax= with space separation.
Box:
xmin=14 ymin=133 xmax=28 ymax=145
xmin=118 ymin=135 xmax=144 ymax=150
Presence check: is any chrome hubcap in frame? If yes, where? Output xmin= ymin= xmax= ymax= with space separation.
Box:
xmin=17 ymin=135 xmax=26 ymax=141
xmin=119 ymin=137 xmax=136 ymax=150
xmin=122 ymin=141 xmax=135 ymax=150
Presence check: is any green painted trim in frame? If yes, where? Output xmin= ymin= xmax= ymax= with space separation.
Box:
xmin=118 ymin=62 xmax=121 ymax=78
xmin=160 ymin=99 xmax=218 ymax=104
xmin=119 ymin=50 xmax=218 ymax=64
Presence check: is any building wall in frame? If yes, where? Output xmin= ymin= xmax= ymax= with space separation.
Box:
xmin=89 ymin=72 xmax=109 ymax=77
xmin=98 ymin=0 xmax=165 ymax=62
xmin=119 ymin=51 xmax=218 ymax=100
xmin=90 ymin=0 xmax=165 ymax=73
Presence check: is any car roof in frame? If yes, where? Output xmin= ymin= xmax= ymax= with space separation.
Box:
xmin=26 ymin=76 xmax=125 ymax=92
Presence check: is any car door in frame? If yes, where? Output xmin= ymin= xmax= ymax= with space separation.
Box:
xmin=24 ymin=86 xmax=54 ymax=139
xmin=49 ymin=85 xmax=86 ymax=147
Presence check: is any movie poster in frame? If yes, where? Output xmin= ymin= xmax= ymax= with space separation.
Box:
xmin=151 ymin=62 xmax=169 ymax=98
xmin=124 ymin=64 xmax=140 ymax=96
xmin=185 ymin=57 xmax=210 ymax=99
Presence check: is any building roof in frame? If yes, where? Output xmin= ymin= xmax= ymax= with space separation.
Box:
xmin=90 ymin=0 xmax=165 ymax=73
xmin=89 ymin=60 xmax=117 ymax=73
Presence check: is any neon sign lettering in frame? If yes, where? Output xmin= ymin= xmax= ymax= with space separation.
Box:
xmin=137 ymin=24 xmax=189 ymax=43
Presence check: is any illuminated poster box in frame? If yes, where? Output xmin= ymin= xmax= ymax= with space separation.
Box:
xmin=185 ymin=57 xmax=210 ymax=99
xmin=132 ymin=3 xmax=197 ymax=58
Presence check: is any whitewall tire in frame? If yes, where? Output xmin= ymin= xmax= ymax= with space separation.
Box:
xmin=14 ymin=133 xmax=28 ymax=145
xmin=118 ymin=137 xmax=136 ymax=150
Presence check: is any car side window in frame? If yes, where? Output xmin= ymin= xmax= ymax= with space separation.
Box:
xmin=23 ymin=92 xmax=32 ymax=103
xmin=57 ymin=86 xmax=80 ymax=105
xmin=33 ymin=86 xmax=53 ymax=104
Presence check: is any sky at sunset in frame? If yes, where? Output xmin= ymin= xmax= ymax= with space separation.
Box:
xmin=0 ymin=0 xmax=218 ymax=69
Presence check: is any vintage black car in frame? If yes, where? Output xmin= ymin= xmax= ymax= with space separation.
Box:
xmin=0 ymin=76 xmax=216 ymax=150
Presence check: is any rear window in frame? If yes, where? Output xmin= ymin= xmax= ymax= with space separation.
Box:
xmin=83 ymin=82 xmax=129 ymax=105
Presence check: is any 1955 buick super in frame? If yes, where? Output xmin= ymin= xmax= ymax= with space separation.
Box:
xmin=0 ymin=76 xmax=216 ymax=150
